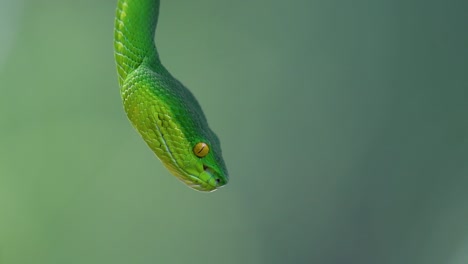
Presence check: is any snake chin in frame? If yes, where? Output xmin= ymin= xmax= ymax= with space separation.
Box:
xmin=163 ymin=158 xmax=223 ymax=192
xmin=180 ymin=165 xmax=227 ymax=192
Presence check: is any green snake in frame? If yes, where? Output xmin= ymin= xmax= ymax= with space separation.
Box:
xmin=113 ymin=0 xmax=228 ymax=192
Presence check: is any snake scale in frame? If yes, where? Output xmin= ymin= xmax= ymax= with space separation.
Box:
xmin=114 ymin=0 xmax=228 ymax=192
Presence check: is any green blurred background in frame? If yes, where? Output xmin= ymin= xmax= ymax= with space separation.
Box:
xmin=0 ymin=0 xmax=467 ymax=263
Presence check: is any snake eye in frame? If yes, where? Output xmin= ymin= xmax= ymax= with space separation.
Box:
xmin=193 ymin=142 xmax=209 ymax=157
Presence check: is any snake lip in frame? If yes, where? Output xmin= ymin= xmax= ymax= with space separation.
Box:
xmin=180 ymin=165 xmax=222 ymax=192
xmin=203 ymin=166 xmax=217 ymax=184
xmin=187 ymin=177 xmax=217 ymax=192
xmin=180 ymin=168 xmax=218 ymax=192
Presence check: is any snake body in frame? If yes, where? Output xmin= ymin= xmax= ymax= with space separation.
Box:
xmin=114 ymin=0 xmax=228 ymax=191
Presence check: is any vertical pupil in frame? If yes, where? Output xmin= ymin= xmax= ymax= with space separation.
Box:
xmin=197 ymin=145 xmax=205 ymax=154
xmin=194 ymin=142 xmax=209 ymax=157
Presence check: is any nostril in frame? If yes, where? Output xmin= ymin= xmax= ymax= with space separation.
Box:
xmin=203 ymin=165 xmax=222 ymax=185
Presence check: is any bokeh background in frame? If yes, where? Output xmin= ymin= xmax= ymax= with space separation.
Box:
xmin=0 ymin=0 xmax=467 ymax=263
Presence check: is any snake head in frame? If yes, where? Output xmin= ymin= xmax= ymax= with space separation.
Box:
xmin=163 ymin=139 xmax=229 ymax=192
xmin=123 ymin=67 xmax=228 ymax=192
xmin=185 ymin=135 xmax=229 ymax=192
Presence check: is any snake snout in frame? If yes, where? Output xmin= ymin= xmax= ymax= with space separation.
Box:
xmin=203 ymin=165 xmax=227 ymax=188
xmin=214 ymin=175 xmax=227 ymax=186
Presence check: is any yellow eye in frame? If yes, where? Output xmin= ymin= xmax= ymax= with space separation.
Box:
xmin=193 ymin=142 xmax=209 ymax=157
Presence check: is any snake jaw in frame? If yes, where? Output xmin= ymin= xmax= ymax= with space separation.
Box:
xmin=165 ymin=164 xmax=218 ymax=192
xmin=183 ymin=174 xmax=218 ymax=192
xmin=203 ymin=165 xmax=228 ymax=187
xmin=174 ymin=164 xmax=227 ymax=192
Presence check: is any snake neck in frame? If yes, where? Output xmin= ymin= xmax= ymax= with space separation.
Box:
xmin=114 ymin=0 xmax=161 ymax=86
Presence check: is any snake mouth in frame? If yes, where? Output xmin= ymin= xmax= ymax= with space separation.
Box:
xmin=203 ymin=165 xmax=228 ymax=187
xmin=203 ymin=165 xmax=219 ymax=184
xmin=180 ymin=165 xmax=225 ymax=192
xmin=185 ymin=177 xmax=217 ymax=192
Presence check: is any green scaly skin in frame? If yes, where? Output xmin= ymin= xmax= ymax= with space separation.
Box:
xmin=114 ymin=0 xmax=228 ymax=191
